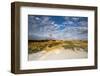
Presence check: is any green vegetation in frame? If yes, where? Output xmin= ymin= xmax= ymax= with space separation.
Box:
xmin=28 ymin=40 xmax=88 ymax=54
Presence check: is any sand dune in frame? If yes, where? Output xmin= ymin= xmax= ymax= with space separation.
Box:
xmin=28 ymin=47 xmax=87 ymax=61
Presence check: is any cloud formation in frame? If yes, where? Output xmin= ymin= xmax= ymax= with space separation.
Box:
xmin=28 ymin=15 xmax=88 ymax=40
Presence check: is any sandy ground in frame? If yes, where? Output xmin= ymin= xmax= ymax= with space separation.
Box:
xmin=28 ymin=47 xmax=88 ymax=61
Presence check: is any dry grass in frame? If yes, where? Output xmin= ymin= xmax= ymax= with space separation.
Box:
xmin=28 ymin=40 xmax=88 ymax=54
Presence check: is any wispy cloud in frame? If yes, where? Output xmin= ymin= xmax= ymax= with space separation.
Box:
xmin=28 ymin=15 xmax=88 ymax=40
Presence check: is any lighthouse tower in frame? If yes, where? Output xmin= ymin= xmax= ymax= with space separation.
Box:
xmin=49 ymin=34 xmax=52 ymax=38
xmin=49 ymin=33 xmax=53 ymax=41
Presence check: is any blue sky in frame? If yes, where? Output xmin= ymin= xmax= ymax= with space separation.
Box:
xmin=28 ymin=15 xmax=88 ymax=40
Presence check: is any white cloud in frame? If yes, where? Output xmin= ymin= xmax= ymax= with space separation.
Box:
xmin=72 ymin=17 xmax=79 ymax=21
xmin=78 ymin=21 xmax=88 ymax=27
xmin=35 ymin=17 xmax=40 ymax=20
xmin=41 ymin=17 xmax=51 ymax=24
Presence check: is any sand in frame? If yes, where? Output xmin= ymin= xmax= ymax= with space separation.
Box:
xmin=28 ymin=47 xmax=88 ymax=61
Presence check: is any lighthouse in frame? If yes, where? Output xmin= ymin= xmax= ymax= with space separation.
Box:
xmin=49 ymin=33 xmax=52 ymax=38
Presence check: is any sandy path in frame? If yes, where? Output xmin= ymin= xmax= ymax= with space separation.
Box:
xmin=28 ymin=48 xmax=88 ymax=61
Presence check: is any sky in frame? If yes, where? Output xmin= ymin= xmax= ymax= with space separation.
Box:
xmin=28 ymin=15 xmax=88 ymax=40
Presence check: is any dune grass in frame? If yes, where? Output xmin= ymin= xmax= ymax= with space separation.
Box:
xmin=28 ymin=40 xmax=88 ymax=54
